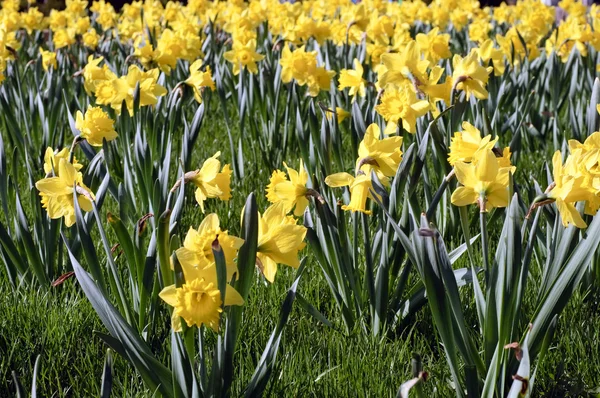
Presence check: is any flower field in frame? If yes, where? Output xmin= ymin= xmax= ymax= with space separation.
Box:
xmin=2 ymin=0 xmax=600 ymax=396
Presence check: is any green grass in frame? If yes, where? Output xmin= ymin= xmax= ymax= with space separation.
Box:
xmin=2 ymin=255 xmax=600 ymax=396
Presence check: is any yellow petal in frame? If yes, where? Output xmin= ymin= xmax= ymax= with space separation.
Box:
xmin=475 ymin=149 xmax=499 ymax=182
xmin=451 ymin=186 xmax=478 ymax=206
xmin=224 ymin=285 xmax=244 ymax=306
xmin=325 ymin=172 xmax=354 ymax=187
xmin=159 ymin=284 xmax=178 ymax=307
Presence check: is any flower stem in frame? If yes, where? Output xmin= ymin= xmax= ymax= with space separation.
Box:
xmin=479 ymin=209 xmax=490 ymax=284
xmin=68 ymin=135 xmax=82 ymax=164
xmin=426 ymin=168 xmax=455 ymax=220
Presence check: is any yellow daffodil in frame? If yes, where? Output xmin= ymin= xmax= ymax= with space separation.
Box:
xmin=160 ymin=216 xmax=244 ymax=332
xmin=81 ymin=56 xmax=116 ymax=95
xmin=416 ymin=27 xmax=451 ymax=65
xmin=82 ymin=29 xmax=99 ymax=49
xmin=266 ymin=160 xmax=310 ymax=216
xmin=223 ymin=39 xmax=264 ymax=75
xmin=35 ymin=158 xmax=95 ymax=227
xmin=185 ymin=61 xmax=216 ymax=104
xmin=279 ymin=45 xmax=317 ymax=86
xmin=40 ymin=49 xmax=57 ymax=71
xmin=448 ymin=122 xmax=496 ymax=165
xmin=477 ymin=39 xmax=506 ymax=76
xmin=451 ymin=149 xmax=512 ymax=212
xmin=338 ymin=58 xmax=367 ymax=100
xmin=452 ymin=52 xmax=493 ymax=100
xmin=75 ymin=107 xmax=118 ymax=147
xmin=256 ymin=203 xmax=307 ymax=282
xmin=43 ymin=147 xmax=82 ymax=176
xmin=279 ymin=45 xmax=335 ymax=96
xmin=356 ymin=123 xmax=403 ymax=178
xmin=325 ymin=171 xmax=376 ymax=215
xmin=159 ymin=270 xmax=244 ymax=332
xmin=547 ymin=151 xmax=595 ymax=228
xmin=325 ymin=107 xmax=351 ymax=124
xmin=94 ymin=65 xmax=167 ymax=115
xmin=379 ymin=40 xmax=430 ymax=89
xmin=187 ymin=152 xmax=232 ymax=212
xmin=375 ymin=82 xmax=430 ymax=134
xmin=174 ymin=213 xmax=244 ymax=280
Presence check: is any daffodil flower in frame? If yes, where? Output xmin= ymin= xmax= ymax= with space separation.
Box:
xmin=375 ymin=82 xmax=430 ymax=134
xmin=266 ymin=160 xmax=310 ymax=217
xmin=160 ymin=245 xmax=243 ymax=332
xmin=338 ymin=58 xmax=367 ymax=100
xmin=547 ymin=151 xmax=595 ymax=228
xmin=448 ymin=122 xmax=496 ymax=165
xmin=175 ymin=213 xmax=244 ymax=280
xmin=356 ymin=123 xmax=403 ymax=178
xmin=35 ymin=158 xmax=95 ymax=227
xmin=451 ymin=149 xmax=512 ymax=212
xmin=451 ymin=52 xmax=493 ymax=100
xmin=185 ymin=61 xmax=216 ymax=104
xmin=223 ymin=39 xmax=264 ymax=75
xmin=325 ymin=171 xmax=377 ymax=215
xmin=256 ymin=203 xmax=307 ymax=282
xmin=75 ymin=106 xmax=118 ymax=147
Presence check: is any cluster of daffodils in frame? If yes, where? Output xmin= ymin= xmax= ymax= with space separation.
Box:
xmin=154 ymin=155 xmax=308 ymax=332
xmin=545 ymin=132 xmax=600 ymax=228
xmin=35 ymin=107 xmax=118 ymax=226
xmin=159 ymin=214 xmax=245 ymax=332
xmin=159 ymin=204 xmax=306 ymax=331
xmin=279 ymin=45 xmax=335 ymax=97
xmin=82 ymin=56 xmax=167 ymax=115
xmin=448 ymin=122 xmax=515 ymax=212
xmin=373 ymin=38 xmax=495 ymax=134
xmin=2 ymin=0 xmax=600 ymax=88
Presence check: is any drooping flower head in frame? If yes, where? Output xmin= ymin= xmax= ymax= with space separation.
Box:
xmin=547 ymin=150 xmax=596 ymax=228
xmin=451 ymin=51 xmax=493 ymax=100
xmin=325 ymin=171 xmax=378 ymax=215
xmin=338 ymin=58 xmax=367 ymax=100
xmin=185 ymin=61 xmax=216 ymax=104
xmin=39 ymin=49 xmax=57 ymax=71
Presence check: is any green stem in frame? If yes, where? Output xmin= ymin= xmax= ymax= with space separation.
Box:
xmin=480 ymin=209 xmax=490 ymax=284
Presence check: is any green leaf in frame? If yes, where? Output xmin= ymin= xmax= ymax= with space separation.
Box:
xmin=101 ymin=350 xmax=113 ymax=398
xmin=65 ymin=236 xmax=177 ymax=397
xmin=244 ymin=263 xmax=305 ymax=397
